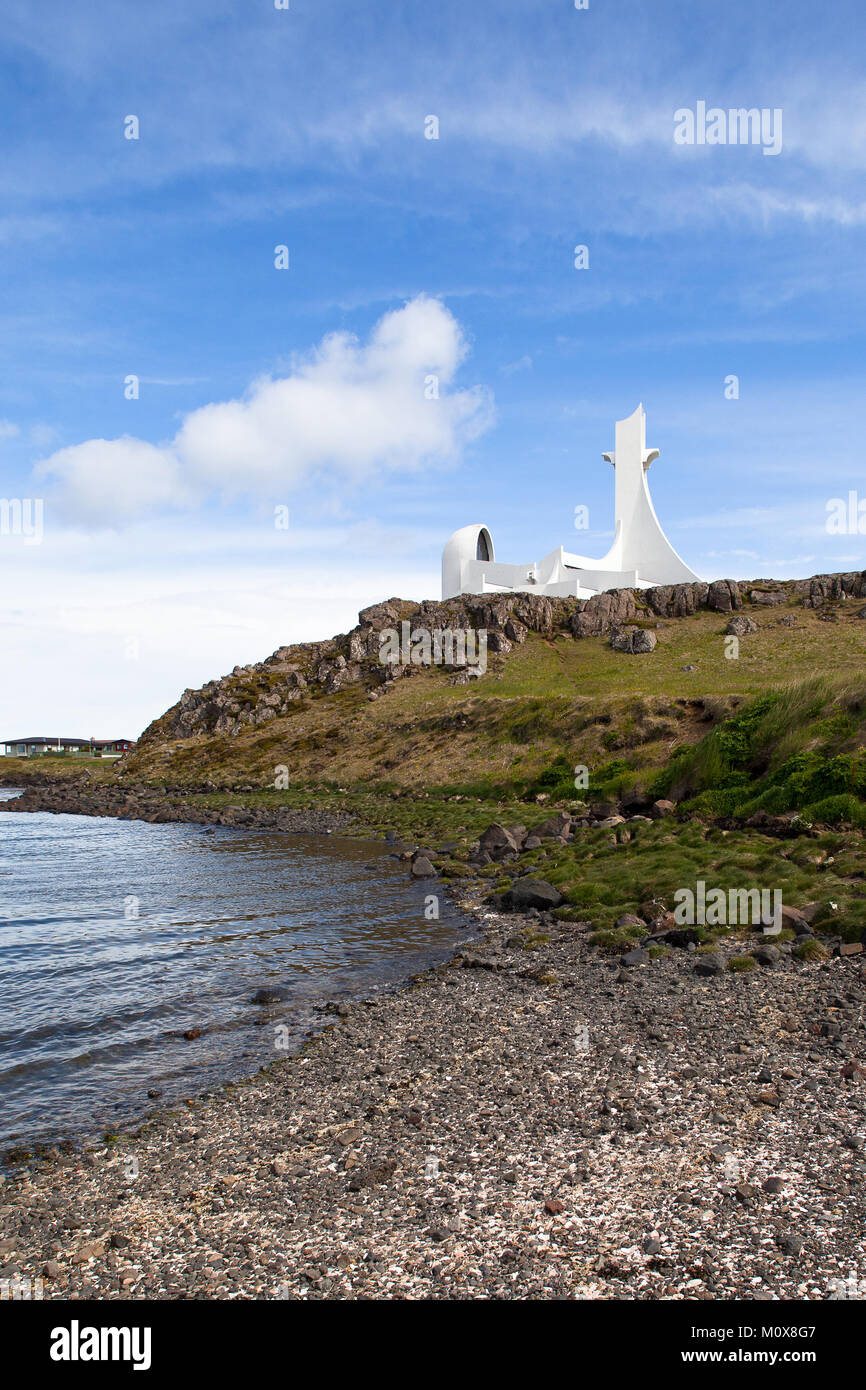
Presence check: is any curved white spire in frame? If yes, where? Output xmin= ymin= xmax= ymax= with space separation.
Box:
xmin=441 ymin=406 xmax=700 ymax=599
xmin=591 ymin=403 xmax=700 ymax=585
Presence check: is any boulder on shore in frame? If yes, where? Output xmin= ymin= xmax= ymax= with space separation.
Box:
xmin=410 ymin=855 xmax=437 ymax=879
xmin=501 ymin=879 xmax=564 ymax=912
xmin=251 ymin=987 xmax=289 ymax=1005
xmin=478 ymin=823 xmax=524 ymax=858
xmin=533 ymin=811 xmax=572 ymax=840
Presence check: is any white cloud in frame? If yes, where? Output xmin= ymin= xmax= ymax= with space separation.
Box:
xmin=34 ymin=297 xmax=494 ymax=526
xmin=36 ymin=437 xmax=192 ymax=522
xmin=691 ymin=182 xmax=866 ymax=229
xmin=0 ymin=419 xmax=20 ymax=439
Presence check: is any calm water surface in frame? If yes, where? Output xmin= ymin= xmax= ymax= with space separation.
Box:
xmin=0 ymin=790 xmax=473 ymax=1147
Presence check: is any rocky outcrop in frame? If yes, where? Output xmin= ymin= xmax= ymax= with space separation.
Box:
xmin=645 ymin=582 xmax=709 ymax=618
xmin=571 ymin=589 xmax=636 ymax=637
xmin=706 ymin=579 xmax=742 ymax=613
xmin=793 ymin=573 xmax=866 ymax=608
xmin=610 ymin=626 xmax=657 ymax=655
xmin=134 ymin=570 xmax=866 ymax=748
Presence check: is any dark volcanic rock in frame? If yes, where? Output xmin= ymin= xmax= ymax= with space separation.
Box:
xmin=706 ymin=579 xmax=742 ymax=613
xmin=478 ymin=824 xmax=524 ymax=859
xmin=750 ymin=589 xmax=787 ymax=606
xmin=645 ymin=582 xmax=709 ymax=619
xmin=570 ymin=589 xmax=637 ymax=638
xmin=533 ymin=812 xmax=571 ymax=840
xmin=753 ymin=945 xmax=781 ymax=968
xmin=502 ymin=879 xmax=564 ymax=912
xmin=610 ymin=626 xmax=657 ymax=655
xmin=410 ymin=856 xmax=437 ymax=879
xmin=657 ymin=928 xmax=700 ymax=949
xmin=620 ymin=947 xmax=650 ymax=967
xmin=251 ymin=987 xmax=289 ymax=1005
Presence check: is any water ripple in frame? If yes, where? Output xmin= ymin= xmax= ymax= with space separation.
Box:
xmin=0 ymin=792 xmax=470 ymax=1147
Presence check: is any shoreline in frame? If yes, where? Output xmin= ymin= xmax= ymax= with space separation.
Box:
xmin=2 ymin=781 xmax=866 ymax=1299
xmin=2 ymin=880 xmax=865 ymax=1298
xmin=0 ymin=780 xmax=360 ymax=836
xmin=0 ymin=791 xmax=480 ymax=1161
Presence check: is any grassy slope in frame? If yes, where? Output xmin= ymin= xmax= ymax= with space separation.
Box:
xmin=119 ymin=593 xmax=866 ymax=804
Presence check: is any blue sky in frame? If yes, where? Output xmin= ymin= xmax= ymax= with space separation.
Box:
xmin=1 ymin=0 xmax=865 ymax=736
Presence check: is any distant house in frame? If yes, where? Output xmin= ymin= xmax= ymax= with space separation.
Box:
xmin=1 ymin=737 xmax=136 ymax=759
xmin=91 ymin=739 xmax=136 ymax=758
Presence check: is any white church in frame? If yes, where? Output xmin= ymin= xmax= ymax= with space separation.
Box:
xmin=442 ymin=404 xmax=701 ymax=600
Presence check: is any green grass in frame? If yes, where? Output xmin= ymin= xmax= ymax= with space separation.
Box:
xmin=487 ymin=607 xmax=866 ymax=701
xmin=0 ymin=756 xmax=117 ymax=782
xmin=728 ymin=955 xmax=758 ymax=972
xmin=492 ymin=817 xmax=866 ymax=941
xmin=652 ymin=678 xmax=866 ymax=825
xmin=793 ymin=938 xmax=830 ymax=962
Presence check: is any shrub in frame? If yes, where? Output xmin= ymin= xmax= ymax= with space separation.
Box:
xmin=532 ymin=753 xmax=573 ymax=788
xmin=811 ymin=900 xmax=842 ymax=929
xmin=728 ymin=955 xmax=757 ymax=972
xmin=593 ymin=757 xmax=634 ymax=785
xmin=522 ymin=753 xmax=575 ymax=802
xmin=802 ymin=794 xmax=866 ymax=827
xmin=812 ymin=897 xmax=866 ymax=942
xmin=588 ymin=927 xmax=643 ymax=952
xmin=794 ymin=939 xmax=830 ymax=962
xmin=656 ymin=680 xmax=866 ymax=823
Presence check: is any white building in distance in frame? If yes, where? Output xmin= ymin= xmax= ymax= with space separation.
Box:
xmin=442 ymin=404 xmax=701 ymax=600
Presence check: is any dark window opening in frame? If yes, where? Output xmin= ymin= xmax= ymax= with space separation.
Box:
xmin=476 ymin=530 xmax=491 ymax=561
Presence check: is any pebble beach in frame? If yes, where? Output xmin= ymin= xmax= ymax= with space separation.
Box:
xmin=3 ymin=895 xmax=865 ymax=1301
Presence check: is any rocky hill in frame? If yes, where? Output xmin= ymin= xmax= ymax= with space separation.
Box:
xmin=137 ymin=571 xmax=862 ymax=740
